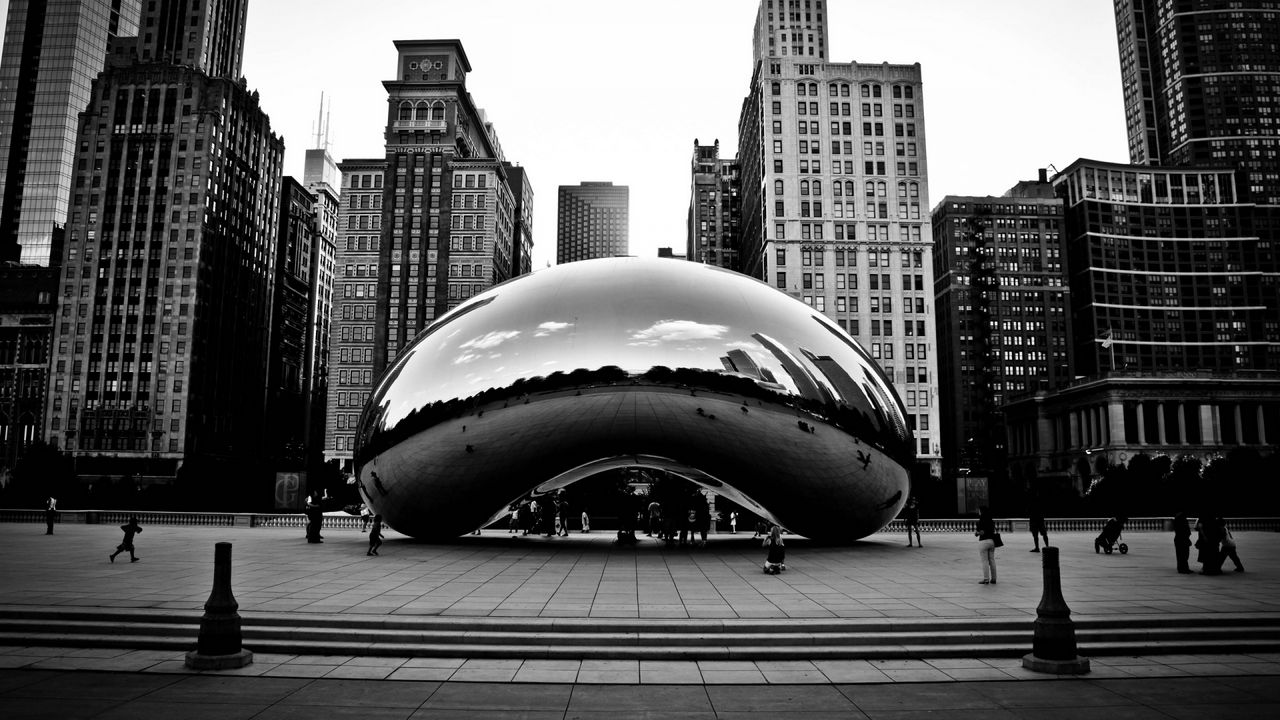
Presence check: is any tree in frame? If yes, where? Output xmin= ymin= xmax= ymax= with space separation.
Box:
xmin=1164 ymin=454 xmax=1202 ymax=514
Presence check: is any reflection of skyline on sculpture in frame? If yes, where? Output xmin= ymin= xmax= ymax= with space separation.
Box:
xmin=356 ymin=258 xmax=914 ymax=542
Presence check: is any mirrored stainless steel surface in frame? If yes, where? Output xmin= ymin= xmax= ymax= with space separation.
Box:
xmin=355 ymin=257 xmax=914 ymax=542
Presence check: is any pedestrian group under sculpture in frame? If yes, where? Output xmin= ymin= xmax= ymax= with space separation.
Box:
xmin=354 ymin=257 xmax=914 ymax=542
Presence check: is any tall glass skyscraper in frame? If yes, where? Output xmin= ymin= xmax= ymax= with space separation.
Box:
xmin=0 ymin=0 xmax=141 ymax=265
xmin=1114 ymin=0 xmax=1280 ymax=205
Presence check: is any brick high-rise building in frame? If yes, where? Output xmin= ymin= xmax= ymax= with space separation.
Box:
xmin=504 ymin=162 xmax=533 ymax=277
xmin=931 ymin=175 xmax=1073 ymax=511
xmin=688 ymin=140 xmax=741 ymax=270
xmin=42 ymin=0 xmax=283 ymax=499
xmin=556 ymin=181 xmax=628 ymax=264
xmin=737 ymin=0 xmax=940 ymax=474
xmin=0 ymin=0 xmax=141 ymax=266
xmin=324 ymin=40 xmax=528 ymax=472
xmin=267 ymin=174 xmax=335 ymax=475
xmin=325 ymin=160 xmax=381 ymax=470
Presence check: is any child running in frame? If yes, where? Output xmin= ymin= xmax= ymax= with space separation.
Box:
xmin=109 ymin=516 xmax=143 ymax=563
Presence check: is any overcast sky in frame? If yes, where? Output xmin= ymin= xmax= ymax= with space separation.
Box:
xmin=8 ymin=0 xmax=1132 ymax=269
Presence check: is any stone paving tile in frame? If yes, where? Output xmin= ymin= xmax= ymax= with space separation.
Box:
xmin=262 ymin=663 xmax=333 ymax=678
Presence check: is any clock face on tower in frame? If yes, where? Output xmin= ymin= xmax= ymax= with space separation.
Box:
xmin=408 ymin=55 xmax=449 ymax=80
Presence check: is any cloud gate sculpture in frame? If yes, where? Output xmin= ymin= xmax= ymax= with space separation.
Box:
xmin=355 ymin=257 xmax=914 ymax=542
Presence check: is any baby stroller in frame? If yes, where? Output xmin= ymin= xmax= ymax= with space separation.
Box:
xmin=1094 ymin=517 xmax=1128 ymax=554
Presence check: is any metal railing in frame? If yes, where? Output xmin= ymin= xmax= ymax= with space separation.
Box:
xmin=4 ymin=510 xmax=1276 ymax=533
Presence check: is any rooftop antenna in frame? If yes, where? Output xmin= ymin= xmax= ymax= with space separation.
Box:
xmin=314 ymin=92 xmax=325 ymax=148
xmin=324 ymin=97 xmax=332 ymax=151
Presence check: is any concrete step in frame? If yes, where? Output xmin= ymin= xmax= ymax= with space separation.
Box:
xmin=2 ymin=606 xmax=1279 ymax=660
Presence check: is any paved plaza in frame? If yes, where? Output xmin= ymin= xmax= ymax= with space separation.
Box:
xmin=0 ymin=522 xmax=1278 ymax=717
xmin=2 ymin=522 xmax=1277 ymax=620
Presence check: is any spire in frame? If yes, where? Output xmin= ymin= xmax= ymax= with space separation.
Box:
xmin=324 ymin=97 xmax=332 ymax=150
xmin=314 ymin=92 xmax=324 ymax=147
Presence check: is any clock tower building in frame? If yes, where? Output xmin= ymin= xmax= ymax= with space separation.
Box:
xmin=325 ymin=40 xmax=531 ymax=470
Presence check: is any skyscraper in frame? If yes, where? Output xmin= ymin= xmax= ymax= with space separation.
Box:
xmin=1114 ymin=0 xmax=1280 ymax=204
xmin=556 ymin=181 xmax=628 ymax=264
xmin=0 ymin=0 xmax=141 ymax=265
xmin=737 ymin=0 xmax=940 ymax=474
xmin=931 ymin=174 xmax=1073 ymax=509
xmin=325 ymin=159 xmax=381 ymax=470
xmin=688 ymin=140 xmax=741 ymax=270
xmin=1054 ymin=158 xmax=1279 ymax=374
xmin=300 ymin=102 xmax=339 ymax=476
xmin=504 ymin=162 xmax=534 ymax=277
xmin=42 ymin=0 xmax=283 ymax=497
xmin=324 ymin=40 xmax=528 ymax=472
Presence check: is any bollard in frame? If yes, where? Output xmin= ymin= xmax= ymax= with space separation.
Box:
xmin=1022 ymin=546 xmax=1090 ymax=674
xmin=184 ymin=542 xmax=253 ymax=670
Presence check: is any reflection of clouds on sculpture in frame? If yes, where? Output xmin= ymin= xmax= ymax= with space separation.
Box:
xmin=356 ymin=257 xmax=913 ymax=543
xmin=628 ymin=319 xmax=730 ymax=347
xmin=460 ymin=329 xmax=520 ymax=350
xmin=454 ymin=330 xmax=520 ymax=365
xmin=535 ymin=321 xmax=572 ymax=337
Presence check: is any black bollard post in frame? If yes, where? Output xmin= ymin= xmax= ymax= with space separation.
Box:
xmin=184 ymin=542 xmax=253 ymax=669
xmin=1022 ymin=545 xmax=1090 ymax=674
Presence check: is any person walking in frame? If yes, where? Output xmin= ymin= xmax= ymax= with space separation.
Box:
xmin=1028 ymin=501 xmax=1048 ymax=552
xmin=1219 ymin=517 xmax=1244 ymax=572
xmin=975 ymin=507 xmax=998 ymax=584
xmin=359 ymin=503 xmax=373 ymax=533
xmin=1172 ymin=512 xmax=1193 ymax=574
xmin=903 ymin=496 xmax=922 ymax=547
xmin=44 ymin=496 xmax=58 ymax=535
xmin=367 ymin=514 xmax=384 ymax=556
xmin=762 ymin=525 xmax=786 ymax=574
xmin=109 ymin=516 xmax=143 ymax=563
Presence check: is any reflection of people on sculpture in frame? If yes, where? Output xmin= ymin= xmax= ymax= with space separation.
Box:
xmin=370 ymin=471 xmax=389 ymax=496
xmin=877 ymin=489 xmax=902 ymax=511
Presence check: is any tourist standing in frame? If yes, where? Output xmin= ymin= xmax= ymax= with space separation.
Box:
xmin=580 ymin=506 xmax=591 ymax=533
xmin=1028 ymin=500 xmax=1049 ymax=552
xmin=305 ymin=491 xmax=324 ymax=543
xmin=695 ymin=496 xmax=711 ymax=546
xmin=1194 ymin=515 xmax=1223 ymax=575
xmin=729 ymin=511 xmax=738 ymax=534
xmin=44 ymin=496 xmax=57 ymax=535
xmin=367 ymin=515 xmax=383 ymax=556
xmin=903 ymin=496 xmax=922 ymax=547
xmin=1172 ymin=512 xmax=1192 ymax=573
xmin=975 ymin=507 xmax=998 ymax=584
xmin=109 ymin=516 xmax=143 ymax=563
